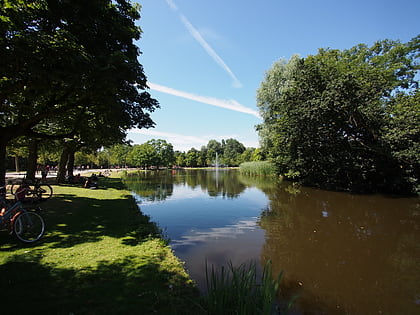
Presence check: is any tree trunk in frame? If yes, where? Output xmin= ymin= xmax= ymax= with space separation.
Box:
xmin=57 ymin=147 xmax=69 ymax=183
xmin=0 ymin=129 xmax=24 ymax=189
xmin=0 ymin=141 xmax=6 ymax=192
xmin=26 ymin=139 xmax=38 ymax=181
xmin=67 ymin=149 xmax=75 ymax=177
xmin=14 ymin=156 xmax=20 ymax=172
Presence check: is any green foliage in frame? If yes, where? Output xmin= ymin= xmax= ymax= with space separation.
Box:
xmin=257 ymin=37 xmax=420 ymax=194
xmin=106 ymin=144 xmax=131 ymax=167
xmin=51 ymin=137 xmax=256 ymax=170
xmin=127 ymin=142 xmax=156 ymax=168
xmin=206 ymin=139 xmax=223 ymax=165
xmin=237 ymin=147 xmax=263 ymax=164
xmin=204 ymin=260 xmax=292 ymax=315
xmin=175 ymin=150 xmax=186 ymax=166
xmin=223 ymin=138 xmax=246 ymax=166
xmin=239 ymin=161 xmax=277 ymax=177
xmin=185 ymin=148 xmax=200 ymax=167
xmin=383 ymin=90 xmax=420 ymax=193
xmin=0 ymin=0 xmax=159 ymax=186
xmin=125 ymin=139 xmax=174 ymax=169
xmin=74 ymin=151 xmax=92 ymax=166
xmin=147 ymin=139 xmax=175 ymax=167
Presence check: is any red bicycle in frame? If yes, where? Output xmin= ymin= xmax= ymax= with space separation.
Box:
xmin=0 ymin=186 xmax=45 ymax=243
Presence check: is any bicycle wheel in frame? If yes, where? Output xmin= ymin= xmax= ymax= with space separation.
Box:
xmin=13 ymin=211 xmax=45 ymax=243
xmin=37 ymin=184 xmax=53 ymax=200
xmin=10 ymin=184 xmax=21 ymax=195
xmin=11 ymin=184 xmax=34 ymax=196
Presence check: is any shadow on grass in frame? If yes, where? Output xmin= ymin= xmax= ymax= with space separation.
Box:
xmin=0 ymin=253 xmax=202 ymax=315
xmin=0 ymin=177 xmax=203 ymax=314
xmin=14 ymin=177 xmax=162 ymax=249
xmin=57 ymin=176 xmax=126 ymax=190
xmin=0 ymin=195 xmax=153 ymax=250
xmin=35 ymin=195 xmax=158 ymax=248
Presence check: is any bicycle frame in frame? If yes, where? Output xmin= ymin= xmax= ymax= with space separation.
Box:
xmin=0 ymin=198 xmax=24 ymax=232
xmin=9 ymin=178 xmax=53 ymax=202
xmin=1 ymin=185 xmax=46 ymax=243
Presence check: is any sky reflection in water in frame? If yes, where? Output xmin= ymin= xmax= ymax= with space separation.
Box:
xmin=128 ymin=170 xmax=420 ymax=314
xmin=133 ymin=179 xmax=268 ymax=280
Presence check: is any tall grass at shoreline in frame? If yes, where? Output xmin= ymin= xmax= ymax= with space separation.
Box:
xmin=205 ymin=260 xmax=295 ymax=314
xmin=239 ymin=161 xmax=277 ymax=176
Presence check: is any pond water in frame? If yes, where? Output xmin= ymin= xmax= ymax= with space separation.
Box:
xmin=124 ymin=169 xmax=420 ymax=314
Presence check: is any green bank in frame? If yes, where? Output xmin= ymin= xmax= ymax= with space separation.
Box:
xmin=0 ymin=175 xmax=201 ymax=314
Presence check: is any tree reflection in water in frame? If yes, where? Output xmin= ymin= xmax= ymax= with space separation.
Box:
xmin=258 ymin=181 xmax=420 ymax=314
xmin=125 ymin=169 xmax=420 ymax=314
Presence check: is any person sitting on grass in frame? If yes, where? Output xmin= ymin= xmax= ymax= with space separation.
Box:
xmin=84 ymin=176 xmax=98 ymax=189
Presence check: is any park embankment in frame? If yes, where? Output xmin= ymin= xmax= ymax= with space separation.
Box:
xmin=0 ymin=174 xmax=203 ymax=314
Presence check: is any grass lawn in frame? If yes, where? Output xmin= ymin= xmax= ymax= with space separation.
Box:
xmin=0 ymin=175 xmax=203 ymax=314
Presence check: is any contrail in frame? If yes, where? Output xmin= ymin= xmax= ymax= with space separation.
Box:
xmin=165 ymin=0 xmax=242 ymax=88
xmin=148 ymin=82 xmax=261 ymax=119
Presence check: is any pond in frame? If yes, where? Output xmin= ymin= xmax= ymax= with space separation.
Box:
xmin=124 ymin=169 xmax=420 ymax=314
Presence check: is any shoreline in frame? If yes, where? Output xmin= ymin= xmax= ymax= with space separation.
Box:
xmin=0 ymin=174 xmax=203 ymax=314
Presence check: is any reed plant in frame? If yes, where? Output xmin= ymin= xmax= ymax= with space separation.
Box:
xmin=239 ymin=161 xmax=277 ymax=176
xmin=204 ymin=260 xmax=293 ymax=315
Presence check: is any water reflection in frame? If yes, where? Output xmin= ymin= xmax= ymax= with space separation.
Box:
xmin=170 ymin=219 xmax=259 ymax=248
xmin=124 ymin=169 xmax=247 ymax=200
xmin=125 ymin=170 xmax=420 ymax=314
xmin=258 ymin=181 xmax=420 ymax=314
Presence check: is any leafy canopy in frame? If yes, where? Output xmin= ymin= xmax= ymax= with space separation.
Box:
xmin=257 ymin=36 xmax=419 ymax=194
xmin=0 ymin=0 xmax=159 ymax=185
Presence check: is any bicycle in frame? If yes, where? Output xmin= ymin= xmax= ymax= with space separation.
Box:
xmin=0 ymin=186 xmax=45 ymax=243
xmin=9 ymin=178 xmax=53 ymax=202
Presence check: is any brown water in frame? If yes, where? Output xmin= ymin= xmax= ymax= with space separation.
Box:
xmin=126 ymin=170 xmax=420 ymax=314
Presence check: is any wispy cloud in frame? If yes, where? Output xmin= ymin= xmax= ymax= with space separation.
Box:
xmin=131 ymin=129 xmax=210 ymax=146
xmin=129 ymin=128 xmax=260 ymax=151
xmin=165 ymin=0 xmax=242 ymax=88
xmin=148 ymin=82 xmax=261 ymax=119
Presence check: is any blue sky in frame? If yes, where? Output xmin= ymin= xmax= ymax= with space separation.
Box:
xmin=128 ymin=0 xmax=419 ymax=152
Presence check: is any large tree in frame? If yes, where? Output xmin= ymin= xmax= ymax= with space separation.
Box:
xmin=222 ymin=138 xmax=246 ymax=166
xmin=145 ymin=139 xmax=174 ymax=168
xmin=126 ymin=139 xmax=174 ymax=169
xmin=257 ymin=37 xmax=419 ymax=193
xmin=206 ymin=140 xmax=222 ymax=166
xmin=185 ymin=148 xmax=200 ymax=167
xmin=127 ymin=143 xmax=155 ymax=169
xmin=0 ymin=0 xmax=158 ymax=187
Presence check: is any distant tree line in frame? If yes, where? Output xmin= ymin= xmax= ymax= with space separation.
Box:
xmin=172 ymin=139 xmax=263 ymax=168
xmin=92 ymin=138 xmax=262 ymax=169
xmin=111 ymin=138 xmax=263 ymax=169
xmin=257 ymin=36 xmax=419 ymax=194
xmin=6 ymin=138 xmax=263 ymax=171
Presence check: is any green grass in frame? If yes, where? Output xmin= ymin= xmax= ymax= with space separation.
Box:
xmin=239 ymin=161 xmax=277 ymax=177
xmin=0 ymin=176 xmax=202 ymax=314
